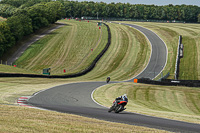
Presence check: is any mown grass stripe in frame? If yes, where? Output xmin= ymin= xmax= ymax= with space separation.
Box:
xmin=179 ymin=37 xmax=198 ymax=80
xmin=13 ymin=20 xmax=107 ymax=75
xmin=94 ymin=82 xmax=200 ymax=123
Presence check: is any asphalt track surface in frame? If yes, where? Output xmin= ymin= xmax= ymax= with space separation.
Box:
xmin=124 ymin=23 xmax=167 ymax=81
xmin=28 ymin=23 xmax=200 ymax=132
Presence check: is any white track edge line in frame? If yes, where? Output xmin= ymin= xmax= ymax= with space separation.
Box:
xmin=91 ymin=84 xmax=109 ymax=108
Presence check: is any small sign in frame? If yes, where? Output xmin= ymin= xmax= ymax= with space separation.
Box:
xmin=97 ymin=22 xmax=102 ymax=26
xmin=43 ymin=68 xmax=51 ymax=75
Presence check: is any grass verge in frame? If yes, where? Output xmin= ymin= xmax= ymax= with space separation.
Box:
xmin=80 ymin=22 xmax=150 ymax=81
xmin=0 ymin=64 xmax=37 ymax=74
xmin=0 ymin=77 xmax=75 ymax=104
xmin=0 ymin=105 xmax=170 ymax=133
xmin=14 ymin=20 xmax=108 ymax=75
xmin=94 ymin=82 xmax=200 ymax=124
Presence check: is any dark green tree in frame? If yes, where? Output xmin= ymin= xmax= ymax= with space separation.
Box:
xmin=6 ymin=15 xmax=24 ymax=41
xmin=28 ymin=3 xmax=49 ymax=31
xmin=0 ymin=4 xmax=17 ymax=18
xmin=0 ymin=21 xmax=15 ymax=57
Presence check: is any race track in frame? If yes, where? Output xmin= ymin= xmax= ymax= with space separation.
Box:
xmin=125 ymin=23 xmax=167 ymax=81
xmin=28 ymin=23 xmax=200 ymax=132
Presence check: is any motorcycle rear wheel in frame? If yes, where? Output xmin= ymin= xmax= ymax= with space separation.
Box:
xmin=108 ymin=106 xmax=114 ymax=112
xmin=114 ymin=105 xmax=123 ymax=113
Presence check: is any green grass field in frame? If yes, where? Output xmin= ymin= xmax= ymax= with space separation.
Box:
xmin=0 ymin=105 xmax=169 ymax=133
xmin=7 ymin=20 xmax=150 ymax=81
xmin=14 ymin=20 xmax=108 ymax=75
xmin=80 ymin=22 xmax=150 ymax=81
xmin=94 ymin=82 xmax=200 ymax=124
xmin=0 ymin=20 xmax=200 ymax=132
xmin=0 ymin=64 xmax=38 ymax=74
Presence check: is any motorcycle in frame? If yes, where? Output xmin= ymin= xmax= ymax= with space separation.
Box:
xmin=108 ymin=100 xmax=127 ymax=113
xmin=106 ymin=77 xmax=110 ymax=83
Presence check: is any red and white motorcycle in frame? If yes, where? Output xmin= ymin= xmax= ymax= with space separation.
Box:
xmin=108 ymin=99 xmax=127 ymax=113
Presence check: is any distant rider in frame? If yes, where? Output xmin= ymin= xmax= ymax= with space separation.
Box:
xmin=106 ymin=76 xmax=110 ymax=83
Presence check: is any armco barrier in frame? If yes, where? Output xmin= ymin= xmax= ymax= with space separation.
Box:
xmin=0 ymin=23 xmax=111 ymax=78
xmin=136 ymin=78 xmax=200 ymax=87
xmin=174 ymin=35 xmax=182 ymax=80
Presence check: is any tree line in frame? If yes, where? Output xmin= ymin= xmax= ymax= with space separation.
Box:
xmin=0 ymin=0 xmax=65 ymax=57
xmin=1 ymin=0 xmax=200 ymax=22
xmin=0 ymin=0 xmax=200 ymax=57
xmin=62 ymin=1 xmax=200 ymax=23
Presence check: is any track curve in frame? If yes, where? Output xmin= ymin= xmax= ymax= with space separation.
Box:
xmin=28 ymin=23 xmax=200 ymax=132
xmin=124 ymin=23 xmax=167 ymax=81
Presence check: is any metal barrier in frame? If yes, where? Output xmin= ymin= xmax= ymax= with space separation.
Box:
xmin=136 ymin=78 xmax=200 ymax=87
xmin=174 ymin=35 xmax=183 ymax=80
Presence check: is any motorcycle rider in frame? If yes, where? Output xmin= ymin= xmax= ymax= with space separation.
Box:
xmin=106 ymin=76 xmax=111 ymax=83
xmin=115 ymin=94 xmax=128 ymax=110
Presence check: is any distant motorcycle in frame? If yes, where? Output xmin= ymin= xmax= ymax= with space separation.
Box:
xmin=106 ymin=77 xmax=110 ymax=83
xmin=108 ymin=99 xmax=127 ymax=113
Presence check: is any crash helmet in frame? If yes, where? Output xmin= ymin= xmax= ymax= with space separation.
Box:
xmin=122 ymin=94 xmax=128 ymax=101
xmin=122 ymin=94 xmax=127 ymax=98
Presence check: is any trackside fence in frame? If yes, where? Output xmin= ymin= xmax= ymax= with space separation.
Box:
xmin=134 ymin=35 xmax=200 ymax=87
xmin=174 ymin=35 xmax=182 ymax=80
xmin=136 ymin=78 xmax=200 ymax=87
